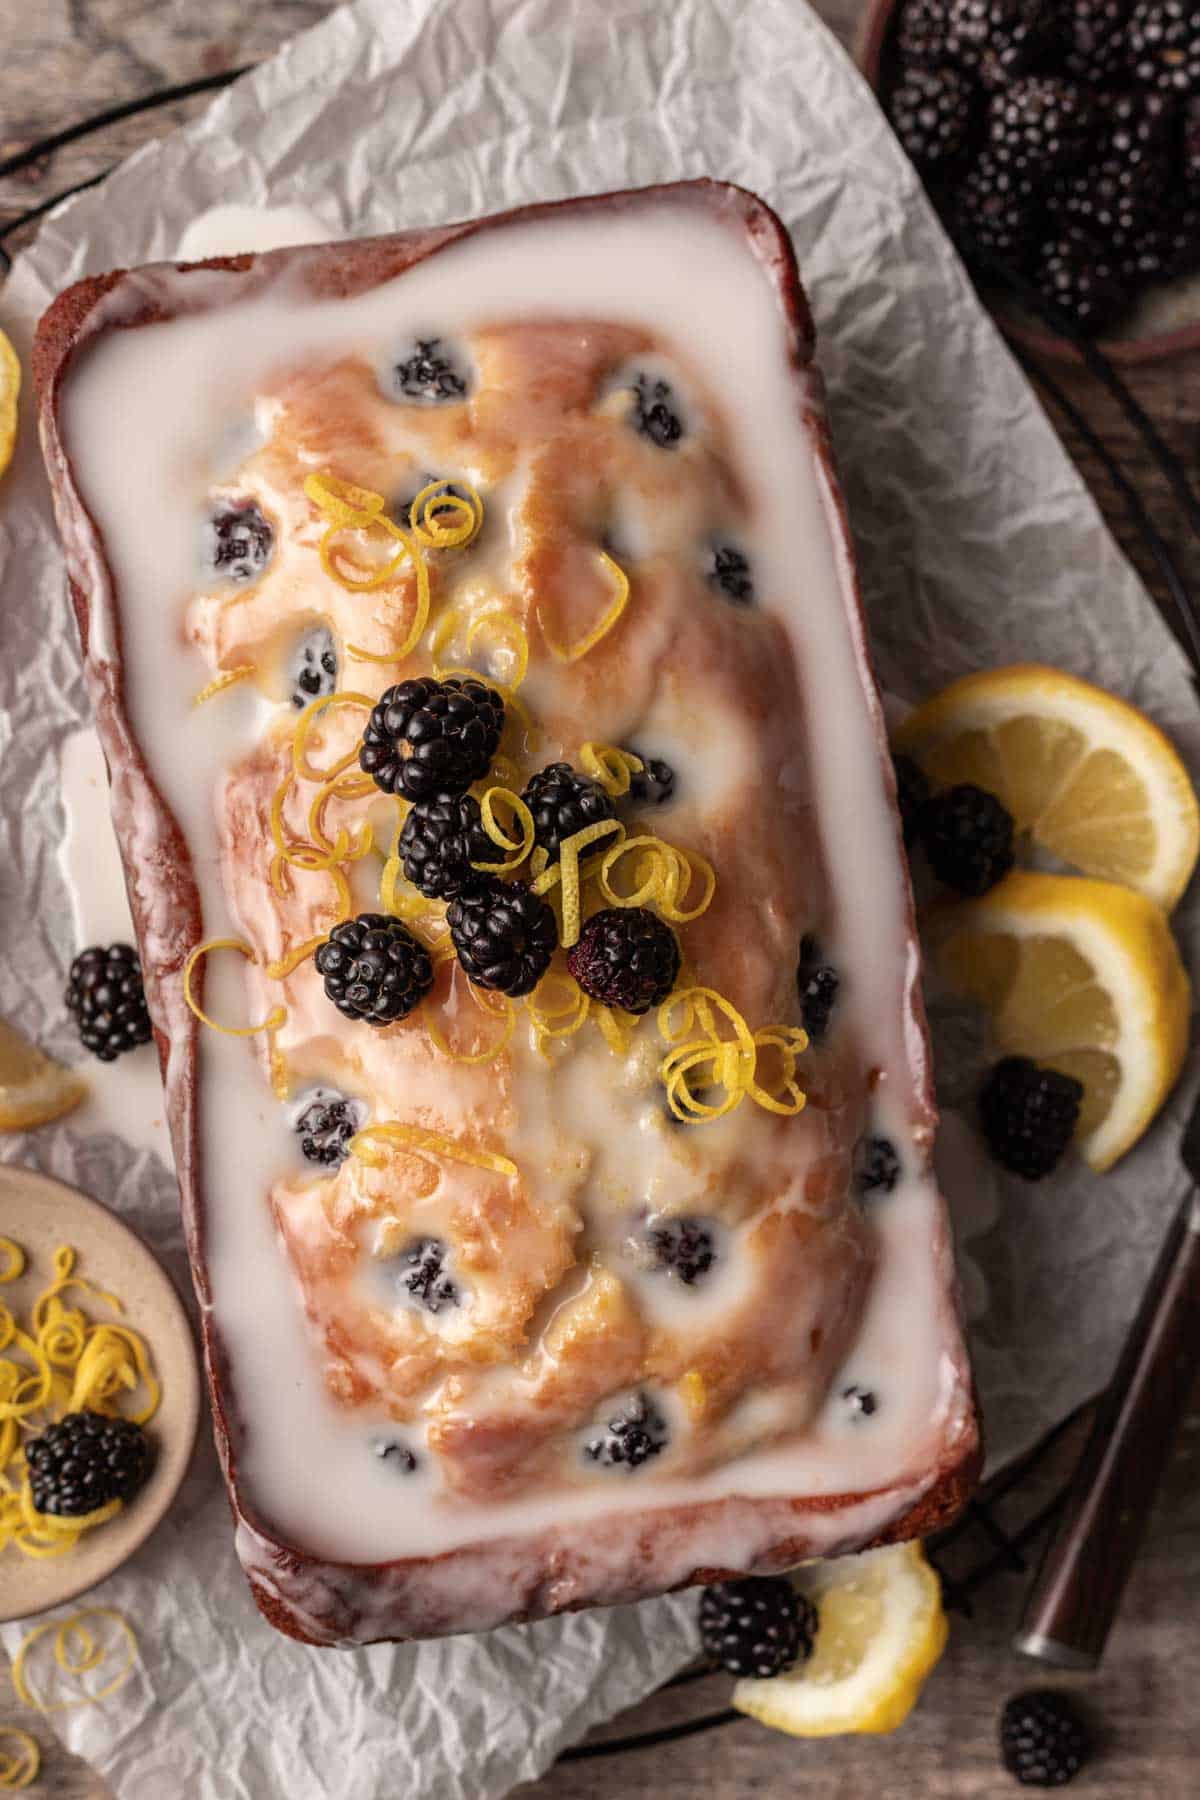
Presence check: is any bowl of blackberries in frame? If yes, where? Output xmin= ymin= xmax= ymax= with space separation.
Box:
xmin=859 ymin=0 xmax=1200 ymax=359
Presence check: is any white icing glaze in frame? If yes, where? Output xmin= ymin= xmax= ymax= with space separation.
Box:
xmin=56 ymin=728 xmax=173 ymax=1162
xmin=55 ymin=197 xmax=972 ymax=1590
xmin=176 ymin=203 xmax=333 ymax=262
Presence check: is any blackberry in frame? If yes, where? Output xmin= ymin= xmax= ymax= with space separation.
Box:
xmin=699 ymin=1578 xmax=817 ymax=1679
xmin=1051 ymin=91 xmax=1173 ymax=248
xmin=956 ymin=155 xmax=1043 ymax=263
xmin=373 ymin=1439 xmax=419 ymax=1474
xmin=988 ymin=78 xmax=1097 ymax=178
xmin=979 ymin=1056 xmax=1083 ymax=1180
xmin=359 ymin=676 xmax=505 ymax=801
xmin=631 ymin=374 xmax=683 ymax=448
xmin=398 ymin=1237 xmax=459 ymax=1314
xmin=708 ymin=543 xmax=755 ymax=604
xmin=797 ymin=935 xmax=840 ymax=1044
xmin=893 ymin=752 xmax=932 ymax=847
xmin=399 ymin=794 xmax=494 ymax=900
xmin=1128 ymin=1 xmax=1200 ymax=94
xmin=1036 ymin=227 xmax=1130 ymax=333
xmin=293 ymin=1088 xmax=363 ymax=1166
xmin=1000 ymin=1690 xmax=1091 ymax=1787
xmin=889 ymin=65 xmax=978 ymax=171
xmin=856 ymin=1135 xmax=902 ymax=1195
xmin=392 ymin=337 xmax=469 ymax=402
xmin=314 ymin=913 xmax=434 ymax=1025
xmin=896 ymin=0 xmax=954 ymax=65
xmin=584 ymin=1392 xmax=668 ymax=1469
xmin=947 ymin=0 xmax=1058 ymax=89
xmin=624 ymin=749 xmax=676 ymax=807
xmin=26 ymin=1410 xmax=149 ymax=1517
xmin=1125 ymin=205 xmax=1200 ymax=279
xmin=65 ymin=943 xmax=153 ymax=1063
xmin=919 ymin=782 xmax=1015 ymax=894
xmin=566 ymin=907 xmax=681 ymax=1014
xmin=646 ymin=1215 xmax=716 ymax=1285
xmin=290 ymin=625 xmax=338 ymax=710
xmin=843 ymin=1383 xmax=880 ymax=1418
xmin=447 ymin=876 xmax=557 ymax=997
xmin=521 ymin=761 xmax=615 ymax=863
xmin=1065 ymin=0 xmax=1136 ymax=83
xmin=206 ymin=499 xmax=273 ymax=582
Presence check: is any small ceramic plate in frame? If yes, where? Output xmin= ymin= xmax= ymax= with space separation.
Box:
xmin=0 ymin=1163 xmax=200 ymax=1622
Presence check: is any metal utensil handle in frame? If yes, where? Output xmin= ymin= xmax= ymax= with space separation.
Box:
xmin=1014 ymin=1188 xmax=1200 ymax=1669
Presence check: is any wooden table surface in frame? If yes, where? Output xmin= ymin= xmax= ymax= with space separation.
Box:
xmin=2 ymin=4 xmax=1198 ymax=1796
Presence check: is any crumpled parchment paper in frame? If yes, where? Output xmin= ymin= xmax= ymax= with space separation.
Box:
xmin=1 ymin=0 xmax=1198 ymax=1794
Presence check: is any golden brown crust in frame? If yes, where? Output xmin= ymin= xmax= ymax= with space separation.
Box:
xmin=34 ymin=180 xmax=979 ymax=1646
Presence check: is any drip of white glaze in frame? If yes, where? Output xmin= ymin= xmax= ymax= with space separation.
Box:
xmin=176 ymin=203 xmax=333 ymax=262
xmin=57 ymin=200 xmax=971 ymax=1569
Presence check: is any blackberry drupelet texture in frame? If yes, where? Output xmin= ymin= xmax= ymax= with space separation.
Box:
xmin=1065 ymin=0 xmax=1139 ymax=83
xmin=956 ymin=155 xmax=1044 ymax=261
xmin=392 ymin=338 xmax=468 ymax=401
xmin=897 ymin=0 xmax=955 ymax=65
xmin=797 ymin=935 xmax=840 ymax=1043
xmin=988 ymin=78 xmax=1097 ymax=177
xmin=890 ymin=65 xmax=978 ymax=170
xmin=1000 ymin=1690 xmax=1091 ymax=1787
xmin=624 ymin=750 xmax=676 ymax=807
xmin=857 ymin=1136 xmax=902 ymax=1195
xmin=566 ymin=907 xmax=681 ymax=1014
xmin=979 ymin=1056 xmax=1084 ymax=1179
xmin=290 ymin=626 xmax=338 ymax=709
xmin=315 ymin=914 xmax=434 ymax=1025
xmin=207 ymin=499 xmax=273 ymax=582
xmin=399 ymin=1238 xmax=459 ymax=1314
xmin=294 ymin=1090 xmax=361 ymax=1166
xmin=400 ymin=794 xmax=495 ymax=900
xmin=521 ymin=761 xmax=615 ymax=863
xmin=948 ymin=0 xmax=1058 ymax=88
xmin=359 ymin=676 xmax=504 ymax=801
xmin=708 ymin=543 xmax=755 ymax=603
xmin=645 ymin=1215 xmax=716 ymax=1285
xmin=699 ymin=1578 xmax=818 ymax=1679
xmin=447 ymin=876 xmax=558 ymax=997
xmin=631 ymin=373 xmax=683 ymax=447
xmin=25 ymin=1410 xmax=150 ymax=1517
xmin=1037 ymin=228 xmax=1129 ymax=331
xmin=919 ymin=782 xmax=1016 ymax=894
xmin=584 ymin=1393 xmax=669 ymax=1469
xmin=1128 ymin=1 xmax=1200 ymax=95
xmin=65 ymin=943 xmax=153 ymax=1063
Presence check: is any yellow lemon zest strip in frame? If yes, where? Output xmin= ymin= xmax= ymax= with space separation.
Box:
xmin=541 ymin=550 xmax=630 ymax=663
xmin=0 ymin=1727 xmax=40 ymax=1788
xmin=0 ymin=1240 xmax=24 ymax=1283
xmin=303 ymin=472 xmax=385 ymax=528
xmin=472 ymin=787 xmax=535 ymax=874
xmin=657 ymin=847 xmax=716 ymax=923
xmin=350 ymin=1123 xmax=517 ymax=1179
xmin=466 ymin=610 xmax=529 ymax=692
xmin=409 ymin=479 xmax=484 ymax=550
xmin=555 ymin=819 xmax=625 ymax=947
xmin=13 ymin=1609 xmax=138 ymax=1711
xmin=264 ymin=934 xmax=326 ymax=981
xmin=579 ymin=743 xmax=643 ymax=797
xmin=319 ymin=517 xmax=415 ymax=594
xmin=594 ymin=1003 xmax=641 ymax=1057
xmin=527 ymin=973 xmax=591 ymax=1051
xmin=293 ymin=690 xmax=374 ymax=783
xmin=657 ymin=988 xmax=807 ymax=1124
xmin=192 ymin=665 xmax=255 ymax=708
xmin=183 ymin=939 xmax=288 ymax=1039
xmin=426 ymin=990 xmax=515 ymax=1066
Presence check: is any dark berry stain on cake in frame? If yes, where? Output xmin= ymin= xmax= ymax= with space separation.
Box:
xmin=624 ymin=749 xmax=676 ymax=806
xmin=708 ymin=543 xmax=754 ymax=605
xmin=65 ymin=942 xmax=153 ymax=1063
xmin=585 ymin=1392 xmax=669 ymax=1470
xmin=315 ymin=914 xmax=434 ymax=1025
xmin=646 ymin=1216 xmax=716 ymax=1285
xmin=797 ymin=935 xmax=840 ymax=1044
xmin=856 ymin=1136 xmax=902 ymax=1196
xmin=207 ymin=499 xmax=273 ymax=582
xmin=290 ymin=626 xmax=338 ymax=709
xmin=631 ymin=373 xmax=683 ymax=448
xmin=360 ymin=676 xmax=505 ymax=802
xmin=373 ymin=1439 xmax=419 ymax=1475
xmin=843 ymin=1383 xmax=879 ymax=1419
xmin=398 ymin=1238 xmax=459 ymax=1314
xmin=294 ymin=1089 xmax=362 ymax=1167
xmin=392 ymin=338 xmax=469 ymax=403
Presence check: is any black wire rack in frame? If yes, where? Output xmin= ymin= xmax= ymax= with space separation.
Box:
xmin=1 ymin=61 xmax=1198 ymax=1773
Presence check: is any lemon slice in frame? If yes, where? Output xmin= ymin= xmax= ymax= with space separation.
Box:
xmin=733 ymin=1542 xmax=947 ymax=1737
xmin=930 ymin=870 xmax=1189 ymax=1172
xmin=894 ymin=665 xmax=1200 ymax=910
xmin=0 ymin=1018 xmax=87 ymax=1131
xmin=0 ymin=328 xmax=19 ymax=483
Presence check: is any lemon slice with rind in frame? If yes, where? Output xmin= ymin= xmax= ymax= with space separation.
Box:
xmin=930 ymin=870 xmax=1189 ymax=1172
xmin=733 ymin=1541 xmax=947 ymax=1737
xmin=894 ymin=665 xmax=1200 ymax=911
xmin=0 ymin=1018 xmax=87 ymax=1131
xmin=0 ymin=328 xmax=19 ymax=483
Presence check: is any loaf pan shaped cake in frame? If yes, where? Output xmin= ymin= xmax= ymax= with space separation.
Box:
xmin=35 ymin=181 xmax=979 ymax=1646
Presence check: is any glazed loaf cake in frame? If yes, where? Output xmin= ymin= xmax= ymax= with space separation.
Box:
xmin=34 ymin=181 xmax=979 ymax=1645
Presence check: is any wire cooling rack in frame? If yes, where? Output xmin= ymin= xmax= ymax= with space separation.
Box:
xmin=1 ymin=62 xmax=1198 ymax=1771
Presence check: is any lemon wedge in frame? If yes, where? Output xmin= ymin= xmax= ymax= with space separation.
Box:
xmin=0 ymin=328 xmax=19 ymax=483
xmin=930 ymin=870 xmax=1189 ymax=1172
xmin=733 ymin=1542 xmax=947 ymax=1737
xmin=894 ymin=665 xmax=1200 ymax=910
xmin=0 ymin=1018 xmax=87 ymax=1132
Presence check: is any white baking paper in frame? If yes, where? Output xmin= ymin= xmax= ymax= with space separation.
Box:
xmin=1 ymin=0 xmax=1198 ymax=1794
